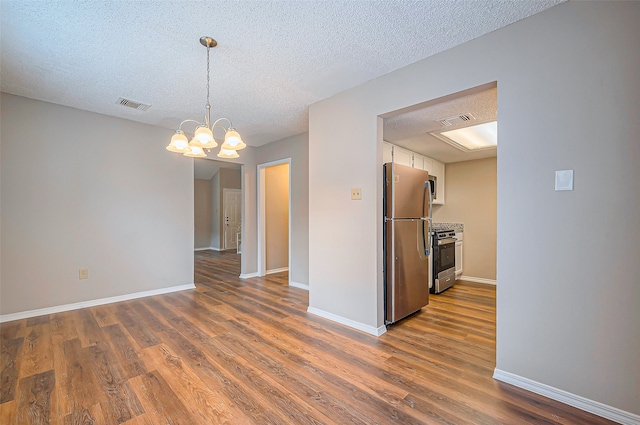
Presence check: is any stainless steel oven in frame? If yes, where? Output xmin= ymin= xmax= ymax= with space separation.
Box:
xmin=431 ymin=229 xmax=456 ymax=294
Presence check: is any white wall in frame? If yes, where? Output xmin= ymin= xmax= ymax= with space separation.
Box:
xmin=0 ymin=94 xmax=194 ymax=315
xmin=309 ymin=1 xmax=639 ymax=416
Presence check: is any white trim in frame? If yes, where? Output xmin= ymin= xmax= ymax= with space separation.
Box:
xmin=307 ymin=307 xmax=387 ymax=337
xmin=267 ymin=267 xmax=289 ymax=275
xmin=493 ymin=369 xmax=640 ymax=425
xmin=194 ymin=247 xmax=230 ymax=252
xmin=0 ymin=284 xmax=196 ymax=323
xmin=239 ymin=272 xmax=260 ymax=279
xmin=289 ymin=281 xmax=309 ymax=291
xmin=460 ymin=275 xmax=497 ymax=285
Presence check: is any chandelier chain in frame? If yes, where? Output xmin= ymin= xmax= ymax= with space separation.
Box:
xmin=206 ymin=46 xmax=211 ymax=125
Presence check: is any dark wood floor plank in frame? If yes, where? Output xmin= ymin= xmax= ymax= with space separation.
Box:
xmin=1 ymin=322 xmax=23 ymax=346
xmin=15 ymin=369 xmax=55 ymax=425
xmin=59 ymin=339 xmax=105 ymax=416
xmin=0 ymin=337 xmax=23 ymax=403
xmin=84 ymin=341 xmax=144 ymax=424
xmin=75 ymin=309 xmax=104 ymax=348
xmin=102 ymin=324 xmax=148 ymax=379
xmin=114 ymin=304 xmax=161 ymax=349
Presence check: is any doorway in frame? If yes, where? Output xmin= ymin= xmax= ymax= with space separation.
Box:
xmin=193 ymin=158 xmax=243 ymax=252
xmin=257 ymin=159 xmax=291 ymax=283
xmin=223 ymin=189 xmax=242 ymax=251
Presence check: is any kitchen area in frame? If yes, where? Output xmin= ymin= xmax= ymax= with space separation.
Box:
xmin=382 ymin=83 xmax=497 ymax=325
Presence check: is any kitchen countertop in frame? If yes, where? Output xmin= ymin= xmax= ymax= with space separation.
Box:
xmin=432 ymin=222 xmax=464 ymax=232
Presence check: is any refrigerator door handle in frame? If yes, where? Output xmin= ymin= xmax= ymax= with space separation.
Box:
xmin=417 ymin=219 xmax=428 ymax=260
xmin=424 ymin=180 xmax=433 ymax=255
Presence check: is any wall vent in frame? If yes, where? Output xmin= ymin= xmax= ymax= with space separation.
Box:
xmin=437 ymin=113 xmax=475 ymax=127
xmin=117 ymin=97 xmax=151 ymax=111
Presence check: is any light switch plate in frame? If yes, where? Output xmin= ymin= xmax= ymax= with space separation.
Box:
xmin=555 ymin=170 xmax=574 ymax=191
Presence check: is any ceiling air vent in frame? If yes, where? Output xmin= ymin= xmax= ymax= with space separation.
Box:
xmin=117 ymin=97 xmax=151 ymax=111
xmin=437 ymin=113 xmax=476 ymax=127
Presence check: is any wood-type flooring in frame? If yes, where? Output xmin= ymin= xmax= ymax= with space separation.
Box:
xmin=0 ymin=250 xmax=616 ymax=424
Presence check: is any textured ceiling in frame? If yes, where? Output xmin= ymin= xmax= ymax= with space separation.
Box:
xmin=1 ymin=1 xmax=563 ymax=147
xmin=384 ymin=85 xmax=498 ymax=163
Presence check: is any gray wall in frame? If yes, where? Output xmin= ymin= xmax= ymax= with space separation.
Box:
xmin=194 ymin=178 xmax=212 ymax=249
xmin=210 ymin=171 xmax=221 ymax=250
xmin=0 ymin=94 xmax=194 ymax=315
xmin=308 ymin=1 xmax=639 ymax=415
xmin=433 ymin=157 xmax=496 ymax=280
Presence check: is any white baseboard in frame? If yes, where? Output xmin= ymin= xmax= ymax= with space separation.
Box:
xmin=0 ymin=283 xmax=196 ymax=323
xmin=267 ymin=267 xmax=289 ymax=275
xmin=194 ymin=247 xmax=212 ymax=251
xmin=239 ymin=272 xmax=260 ymax=279
xmin=307 ymin=306 xmax=386 ymax=337
xmin=289 ymin=281 xmax=309 ymax=291
xmin=460 ymin=275 xmax=496 ymax=285
xmin=493 ymin=369 xmax=640 ymax=425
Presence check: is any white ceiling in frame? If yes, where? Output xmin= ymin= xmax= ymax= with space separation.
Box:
xmin=384 ymin=85 xmax=498 ymax=163
xmin=1 ymin=1 xmax=563 ymax=148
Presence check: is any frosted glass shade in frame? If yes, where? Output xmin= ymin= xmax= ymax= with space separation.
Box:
xmin=166 ymin=131 xmax=190 ymax=153
xmin=183 ymin=145 xmax=207 ymax=158
xmin=221 ymin=129 xmax=246 ymax=150
xmin=217 ymin=148 xmax=239 ymax=159
xmin=189 ymin=126 xmax=217 ymax=149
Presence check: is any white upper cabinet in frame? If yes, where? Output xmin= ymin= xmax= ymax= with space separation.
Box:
xmin=393 ymin=146 xmax=413 ymax=167
xmin=422 ymin=156 xmax=433 ymax=174
xmin=412 ymin=153 xmax=424 ymax=170
xmin=383 ymin=142 xmax=393 ymax=164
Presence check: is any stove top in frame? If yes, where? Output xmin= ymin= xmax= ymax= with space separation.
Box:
xmin=432 ymin=229 xmax=457 ymax=239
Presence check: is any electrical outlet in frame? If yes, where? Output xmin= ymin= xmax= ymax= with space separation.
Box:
xmin=351 ymin=188 xmax=362 ymax=200
xmin=79 ymin=268 xmax=89 ymax=280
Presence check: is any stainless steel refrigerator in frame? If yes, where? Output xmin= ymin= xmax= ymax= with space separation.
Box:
xmin=384 ymin=162 xmax=432 ymax=324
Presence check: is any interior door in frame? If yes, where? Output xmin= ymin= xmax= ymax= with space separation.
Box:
xmin=224 ymin=189 xmax=242 ymax=250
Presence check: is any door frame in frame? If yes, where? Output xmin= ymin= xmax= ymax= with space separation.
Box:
xmin=223 ymin=188 xmax=242 ymax=250
xmin=257 ymin=158 xmax=292 ymax=284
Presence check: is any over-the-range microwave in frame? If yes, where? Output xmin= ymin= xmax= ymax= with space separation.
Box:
xmin=428 ymin=175 xmax=437 ymax=200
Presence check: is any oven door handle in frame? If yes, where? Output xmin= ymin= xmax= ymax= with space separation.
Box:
xmin=437 ymin=238 xmax=457 ymax=245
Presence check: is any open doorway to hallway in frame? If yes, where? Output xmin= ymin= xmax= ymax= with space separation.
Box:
xmin=257 ymin=159 xmax=291 ymax=283
xmin=194 ymin=158 xmax=243 ymax=253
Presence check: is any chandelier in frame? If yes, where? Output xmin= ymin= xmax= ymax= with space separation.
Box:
xmin=166 ymin=36 xmax=245 ymax=159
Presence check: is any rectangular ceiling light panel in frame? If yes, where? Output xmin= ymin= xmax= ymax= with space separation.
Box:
xmin=432 ymin=121 xmax=497 ymax=152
